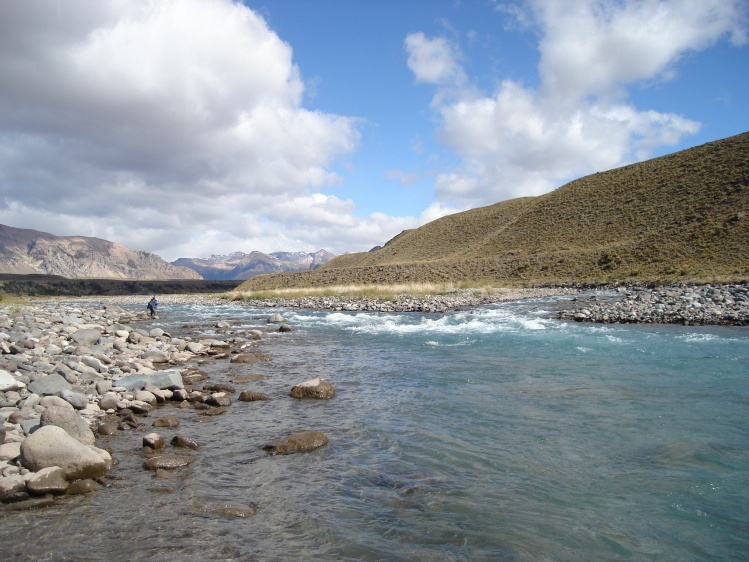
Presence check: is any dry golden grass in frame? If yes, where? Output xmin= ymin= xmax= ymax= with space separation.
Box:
xmin=230 ymin=281 xmax=500 ymax=301
xmin=239 ymin=132 xmax=749 ymax=292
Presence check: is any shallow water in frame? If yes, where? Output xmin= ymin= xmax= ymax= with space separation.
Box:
xmin=2 ymin=297 xmax=748 ymax=561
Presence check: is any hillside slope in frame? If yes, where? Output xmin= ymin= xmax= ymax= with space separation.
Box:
xmin=0 ymin=225 xmax=200 ymax=280
xmin=241 ymin=131 xmax=749 ymax=290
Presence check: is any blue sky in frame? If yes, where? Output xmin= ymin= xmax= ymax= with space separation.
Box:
xmin=0 ymin=0 xmax=747 ymax=261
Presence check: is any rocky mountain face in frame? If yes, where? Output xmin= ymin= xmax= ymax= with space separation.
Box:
xmin=0 ymin=224 xmax=201 ymax=280
xmin=172 ymin=249 xmax=335 ymax=280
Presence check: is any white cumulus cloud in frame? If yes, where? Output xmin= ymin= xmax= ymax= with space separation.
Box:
xmin=412 ymin=0 xmax=746 ymax=209
xmin=0 ymin=0 xmax=375 ymax=260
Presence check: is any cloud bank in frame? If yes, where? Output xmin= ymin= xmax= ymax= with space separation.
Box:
xmin=0 ymin=0 xmax=416 ymax=259
xmin=407 ymin=0 xmax=747 ymax=209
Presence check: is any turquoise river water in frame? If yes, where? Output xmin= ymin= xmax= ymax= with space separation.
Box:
xmin=1 ymin=295 xmax=748 ymax=561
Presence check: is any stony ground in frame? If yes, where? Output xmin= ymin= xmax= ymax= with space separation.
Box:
xmin=558 ymin=284 xmax=749 ymax=325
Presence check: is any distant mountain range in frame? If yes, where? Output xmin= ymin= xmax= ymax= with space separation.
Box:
xmin=172 ymin=249 xmax=335 ymax=280
xmin=0 ymin=223 xmax=335 ymax=280
xmin=0 ymin=224 xmax=200 ymax=280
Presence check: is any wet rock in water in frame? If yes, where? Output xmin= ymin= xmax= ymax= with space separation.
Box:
xmin=40 ymin=406 xmax=96 ymax=446
xmin=290 ymin=377 xmax=335 ymax=399
xmin=21 ymin=425 xmax=111 ymax=481
xmin=206 ymin=392 xmax=231 ymax=407
xmin=25 ymin=466 xmax=69 ymax=496
xmin=267 ymin=313 xmax=285 ymax=323
xmin=230 ymin=353 xmax=272 ymax=364
xmin=203 ymin=383 xmax=236 ymax=394
xmin=3 ymin=495 xmax=57 ymax=511
xmin=231 ymin=374 xmax=268 ymax=383
xmin=171 ymin=435 xmax=201 ymax=450
xmin=127 ymin=400 xmax=152 ymax=415
xmin=143 ymin=432 xmax=166 ymax=452
xmin=152 ymin=417 xmax=180 ymax=428
xmin=97 ymin=423 xmax=119 ymax=436
xmin=66 ymin=479 xmax=98 ymax=495
xmin=143 ymin=455 xmax=196 ymax=471
xmin=198 ymin=406 xmax=229 ymax=416
xmin=263 ymin=430 xmax=329 ymax=455
xmin=206 ymin=502 xmax=258 ymax=518
xmin=278 ymin=324 xmax=293 ymax=332
xmin=238 ymin=390 xmax=270 ymax=402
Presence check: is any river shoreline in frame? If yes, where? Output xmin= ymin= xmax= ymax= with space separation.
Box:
xmin=82 ymin=282 xmax=749 ymax=325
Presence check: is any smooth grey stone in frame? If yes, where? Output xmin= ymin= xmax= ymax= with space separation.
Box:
xmin=20 ymin=425 xmax=110 ymax=480
xmin=27 ymin=373 xmax=71 ymax=396
xmin=116 ymin=370 xmax=184 ymax=391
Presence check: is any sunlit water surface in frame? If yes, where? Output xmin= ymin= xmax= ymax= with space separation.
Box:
xmin=2 ymin=297 xmax=748 ymax=561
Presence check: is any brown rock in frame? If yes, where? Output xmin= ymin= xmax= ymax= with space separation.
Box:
xmin=25 ymin=466 xmax=69 ymax=496
xmin=263 ymin=430 xmax=329 ymax=455
xmin=152 ymin=417 xmax=180 ymax=428
xmin=290 ymin=378 xmax=335 ymax=399
xmin=207 ymin=503 xmax=258 ymax=518
xmin=238 ymin=391 xmax=270 ymax=402
xmin=66 ymin=479 xmax=98 ymax=495
xmin=143 ymin=433 xmax=166 ymax=451
xmin=97 ymin=423 xmax=119 ymax=436
xmin=171 ymin=435 xmax=201 ymax=450
xmin=232 ymin=374 xmax=268 ymax=383
xmin=143 ymin=456 xmax=196 ymax=471
xmin=230 ymin=353 xmax=272 ymax=364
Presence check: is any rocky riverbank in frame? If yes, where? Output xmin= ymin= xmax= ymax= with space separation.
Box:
xmin=0 ymin=299 xmax=326 ymax=511
xmin=558 ymin=284 xmax=749 ymax=325
xmin=228 ymin=286 xmax=583 ymax=313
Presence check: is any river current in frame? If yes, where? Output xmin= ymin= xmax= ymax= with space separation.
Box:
xmin=2 ymin=296 xmax=748 ymax=561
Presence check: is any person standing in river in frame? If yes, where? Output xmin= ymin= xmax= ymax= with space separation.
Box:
xmin=147 ymin=295 xmax=158 ymax=317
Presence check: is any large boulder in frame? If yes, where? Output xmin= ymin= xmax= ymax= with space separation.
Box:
xmin=70 ymin=328 xmax=102 ymax=347
xmin=263 ymin=431 xmax=329 ymax=455
xmin=25 ymin=466 xmax=69 ymax=496
xmin=27 ymin=373 xmax=71 ymax=396
xmin=40 ymin=406 xmax=96 ymax=445
xmin=116 ymin=370 xmax=184 ymax=391
xmin=290 ymin=378 xmax=335 ymax=399
xmin=20 ymin=425 xmax=111 ymax=480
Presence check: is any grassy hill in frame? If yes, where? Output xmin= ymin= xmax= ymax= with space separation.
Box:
xmin=240 ymin=131 xmax=749 ymax=291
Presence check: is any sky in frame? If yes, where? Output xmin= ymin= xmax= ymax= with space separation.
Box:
xmin=0 ymin=0 xmax=747 ymax=262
